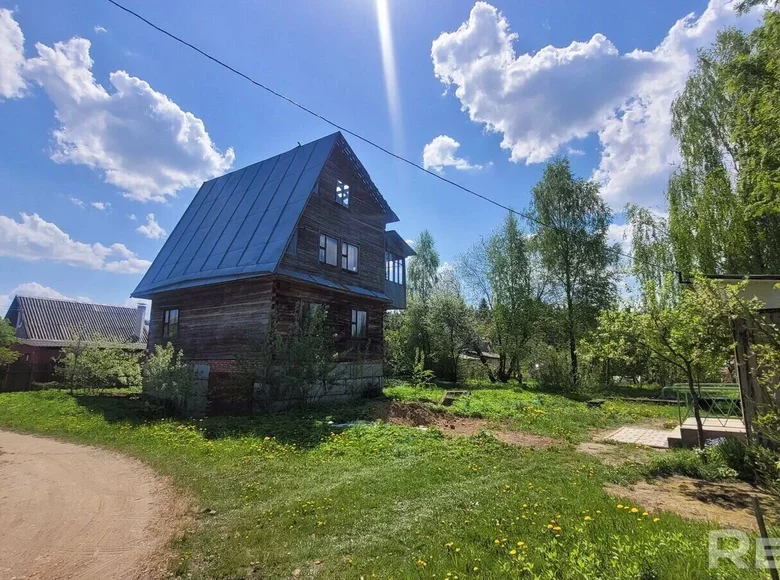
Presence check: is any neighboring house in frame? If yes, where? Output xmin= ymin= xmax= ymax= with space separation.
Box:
xmin=132 ymin=132 xmax=414 ymax=413
xmin=2 ymin=296 xmax=147 ymax=392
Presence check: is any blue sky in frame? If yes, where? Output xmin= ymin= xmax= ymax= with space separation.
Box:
xmin=0 ymin=0 xmax=764 ymax=312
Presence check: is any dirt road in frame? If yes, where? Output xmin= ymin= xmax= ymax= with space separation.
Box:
xmin=0 ymin=430 xmax=183 ymax=579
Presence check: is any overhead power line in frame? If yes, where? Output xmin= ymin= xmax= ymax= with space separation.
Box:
xmin=105 ymin=0 xmax=677 ymax=276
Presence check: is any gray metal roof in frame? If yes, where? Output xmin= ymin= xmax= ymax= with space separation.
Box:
xmin=6 ymin=296 xmax=147 ymax=347
xmin=132 ymin=132 xmax=398 ymax=299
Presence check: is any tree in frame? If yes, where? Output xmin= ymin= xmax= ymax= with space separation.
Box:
xmin=530 ymin=158 xmax=617 ymax=390
xmin=407 ymin=230 xmax=440 ymax=303
xmin=56 ymin=335 xmax=142 ymax=393
xmin=668 ymin=14 xmax=780 ymax=274
xmin=583 ymin=275 xmax=732 ymax=448
xmin=429 ymin=289 xmax=474 ymax=382
xmin=459 ymin=213 xmax=547 ymax=382
xmin=0 ymin=318 xmax=20 ymax=366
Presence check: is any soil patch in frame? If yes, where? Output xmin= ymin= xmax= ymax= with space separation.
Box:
xmin=0 ymin=430 xmax=189 ymax=579
xmin=374 ymin=401 xmax=560 ymax=448
xmin=604 ymin=476 xmax=779 ymax=531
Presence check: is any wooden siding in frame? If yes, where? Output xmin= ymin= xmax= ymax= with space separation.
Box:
xmin=148 ymin=278 xmax=274 ymax=360
xmin=274 ymin=278 xmax=384 ymax=360
xmin=280 ymin=145 xmax=388 ymax=293
xmin=732 ymin=309 xmax=780 ymax=447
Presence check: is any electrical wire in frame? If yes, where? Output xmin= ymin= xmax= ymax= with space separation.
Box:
xmin=105 ymin=0 xmax=678 ymax=275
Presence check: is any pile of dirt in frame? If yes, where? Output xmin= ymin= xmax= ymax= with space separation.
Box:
xmin=604 ymin=476 xmax=779 ymax=531
xmin=374 ymin=401 xmax=560 ymax=448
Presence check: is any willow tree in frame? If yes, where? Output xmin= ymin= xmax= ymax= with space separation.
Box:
xmin=407 ymin=230 xmax=439 ymax=303
xmin=669 ymin=12 xmax=780 ymax=274
xmin=530 ymin=158 xmax=617 ymax=390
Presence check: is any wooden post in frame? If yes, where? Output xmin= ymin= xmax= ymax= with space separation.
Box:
xmin=752 ymin=496 xmax=778 ymax=580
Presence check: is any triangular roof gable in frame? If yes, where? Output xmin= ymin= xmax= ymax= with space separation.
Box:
xmin=132 ymin=132 xmax=398 ymax=298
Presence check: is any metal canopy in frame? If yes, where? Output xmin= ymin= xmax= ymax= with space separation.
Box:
xmin=132 ymin=132 xmax=399 ymax=299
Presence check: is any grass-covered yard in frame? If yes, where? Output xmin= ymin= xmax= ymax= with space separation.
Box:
xmin=0 ymin=385 xmax=767 ymax=579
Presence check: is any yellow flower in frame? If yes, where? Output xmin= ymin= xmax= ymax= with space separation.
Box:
xmin=473 ymin=567 xmax=479 ymax=572
xmin=653 ymin=517 xmax=660 ymax=523
xmin=517 ymin=541 xmax=525 ymax=547
xmin=263 ymin=436 xmax=271 ymax=441
xmin=617 ymin=504 xmax=623 ymax=509
xmin=584 ymin=516 xmax=592 ymax=521
xmin=642 ymin=512 xmax=649 ymax=516
xmin=455 ymin=548 xmax=461 ymax=553
xmin=510 ymin=549 xmax=517 ymax=555
xmin=553 ymin=526 xmax=561 ymax=531
xmin=546 ymin=524 xmax=553 ymax=529
xmin=494 ymin=539 xmax=500 ymax=545
xmin=630 ymin=507 xmax=639 ymax=513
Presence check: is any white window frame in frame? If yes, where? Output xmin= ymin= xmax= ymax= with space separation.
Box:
xmin=336 ymin=180 xmax=350 ymax=208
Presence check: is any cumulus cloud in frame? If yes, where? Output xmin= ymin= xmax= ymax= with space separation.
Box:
xmin=431 ymin=0 xmax=763 ymax=207
xmin=423 ymin=135 xmax=482 ymax=172
xmin=0 ymin=9 xmax=26 ymax=98
xmin=136 ymin=213 xmax=166 ymax=239
xmin=0 ymin=212 xmax=150 ymax=273
xmin=0 ymin=282 xmax=90 ymax=315
xmin=91 ymin=201 xmax=110 ymax=211
xmin=0 ymin=11 xmax=234 ymax=202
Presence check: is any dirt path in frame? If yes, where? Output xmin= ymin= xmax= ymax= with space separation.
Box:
xmin=0 ymin=431 xmax=185 ymax=580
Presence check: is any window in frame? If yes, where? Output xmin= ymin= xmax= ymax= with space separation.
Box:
xmin=285 ymin=229 xmax=298 ymax=256
xmin=319 ymin=234 xmax=338 ymax=266
xmin=385 ymin=251 xmax=404 ymax=284
xmin=16 ymin=314 xmax=22 ymax=329
xmin=351 ymin=309 xmax=367 ymax=338
xmin=162 ymin=308 xmax=179 ymax=339
xmin=336 ymin=180 xmax=350 ymax=208
xmin=342 ymin=242 xmax=359 ymax=273
xmin=299 ymin=302 xmax=324 ymax=328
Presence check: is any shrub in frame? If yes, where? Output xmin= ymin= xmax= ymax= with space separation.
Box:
xmin=142 ymin=343 xmax=193 ymax=412
xmin=411 ymin=349 xmax=436 ymax=389
xmin=56 ymin=335 xmax=142 ymax=393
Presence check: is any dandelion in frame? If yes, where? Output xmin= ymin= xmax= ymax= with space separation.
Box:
xmin=546 ymin=524 xmax=553 ymax=529
xmin=455 ymin=548 xmax=461 ymax=553
xmin=509 ymin=549 xmax=517 ymax=555
xmin=553 ymin=526 xmax=561 ymax=531
xmin=517 ymin=541 xmax=525 ymax=547
xmin=473 ymin=567 xmax=479 ymax=572
xmin=494 ymin=539 xmax=501 ymax=545
xmin=617 ymin=504 xmax=623 ymax=509
xmin=630 ymin=507 xmax=639 ymax=513
xmin=584 ymin=516 xmax=592 ymax=521
xmin=653 ymin=517 xmax=660 ymax=523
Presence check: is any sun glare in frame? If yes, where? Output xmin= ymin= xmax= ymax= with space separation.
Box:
xmin=375 ymin=0 xmax=404 ymax=151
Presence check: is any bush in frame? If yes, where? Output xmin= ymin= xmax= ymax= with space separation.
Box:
xmin=646 ymin=448 xmax=733 ymax=481
xmin=56 ymin=336 xmax=142 ymax=393
xmin=142 ymin=343 xmax=194 ymax=412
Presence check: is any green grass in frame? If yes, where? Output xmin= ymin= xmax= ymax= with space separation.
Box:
xmin=385 ymin=382 xmax=680 ymax=442
xmin=0 ymin=387 xmax=760 ymax=579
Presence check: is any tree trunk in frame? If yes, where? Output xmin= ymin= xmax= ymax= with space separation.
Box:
xmin=565 ymin=271 xmax=579 ymax=390
xmin=472 ymin=343 xmax=497 ymax=383
xmin=686 ymin=363 xmax=705 ymax=450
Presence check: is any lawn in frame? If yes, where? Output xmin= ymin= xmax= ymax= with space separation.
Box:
xmin=0 ymin=386 xmax=760 ymax=579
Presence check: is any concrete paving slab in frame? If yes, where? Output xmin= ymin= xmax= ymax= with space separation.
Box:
xmin=606 ymin=427 xmax=672 ymax=449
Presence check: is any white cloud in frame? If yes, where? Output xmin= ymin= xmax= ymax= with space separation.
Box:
xmin=128 ymin=213 xmax=137 ymax=221
xmin=69 ymin=196 xmax=84 ymax=207
xmin=94 ymin=26 xmax=107 ymax=34
xmin=0 ymin=282 xmax=91 ymax=315
xmin=136 ymin=213 xmax=166 ymax=239
xmin=431 ymin=0 xmax=763 ymax=207
xmin=0 ymin=212 xmax=150 ymax=273
xmin=0 ymin=9 xmax=26 ymax=99
xmin=608 ymin=222 xmax=632 ymax=255
xmin=0 ymin=11 xmax=235 ymax=202
xmin=422 ymin=135 xmax=482 ymax=172
xmin=567 ymin=148 xmax=585 ymax=156
xmin=91 ymin=201 xmax=110 ymax=211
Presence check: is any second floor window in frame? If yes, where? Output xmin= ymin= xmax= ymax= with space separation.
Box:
xmin=319 ymin=234 xmax=338 ymax=266
xmin=336 ymin=180 xmax=350 ymax=207
xmin=385 ymin=251 xmax=404 ymax=284
xmin=162 ymin=308 xmax=179 ymax=339
xmin=342 ymin=242 xmax=359 ymax=273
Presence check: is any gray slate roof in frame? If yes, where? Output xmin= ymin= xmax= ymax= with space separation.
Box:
xmin=6 ymin=296 xmax=147 ymax=347
xmin=132 ymin=132 xmax=397 ymax=299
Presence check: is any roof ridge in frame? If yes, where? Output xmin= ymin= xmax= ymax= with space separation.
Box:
xmin=17 ymin=295 xmax=141 ymax=311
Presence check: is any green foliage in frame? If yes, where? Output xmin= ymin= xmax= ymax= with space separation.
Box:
xmin=56 ymin=335 xmax=142 ymax=393
xmin=530 ymin=158 xmax=618 ymax=390
xmin=411 ymin=348 xmax=436 ymax=389
xmin=0 ymin=318 xmax=20 ymax=366
xmin=142 ymin=343 xmax=194 ymax=411
xmin=407 ymin=230 xmax=440 ymax=303
xmin=236 ymin=306 xmax=338 ymax=410
xmin=428 ymin=288 xmax=474 ymax=381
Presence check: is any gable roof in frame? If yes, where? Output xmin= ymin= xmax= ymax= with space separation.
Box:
xmin=132 ymin=132 xmax=397 ymax=298
xmin=5 ymin=296 xmax=147 ymax=348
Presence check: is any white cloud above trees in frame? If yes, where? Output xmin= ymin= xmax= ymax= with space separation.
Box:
xmin=0 ymin=212 xmax=150 ymax=273
xmin=431 ymin=0 xmax=763 ymax=207
xmin=0 ymin=10 xmax=234 ymax=202
xmin=0 ymin=282 xmax=91 ymax=315
xmin=423 ymin=135 xmax=482 ymax=172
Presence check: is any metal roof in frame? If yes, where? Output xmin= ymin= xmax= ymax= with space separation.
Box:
xmin=6 ymin=296 xmax=147 ymax=347
xmin=385 ymin=230 xmax=416 ymax=258
xmin=132 ymin=132 xmax=398 ymax=298
xmin=276 ymin=268 xmax=391 ymax=302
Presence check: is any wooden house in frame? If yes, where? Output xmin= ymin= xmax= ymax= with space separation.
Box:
xmin=2 ymin=296 xmax=147 ymax=391
xmin=132 ymin=132 xmax=414 ymax=413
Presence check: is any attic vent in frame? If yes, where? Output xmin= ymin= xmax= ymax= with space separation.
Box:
xmin=336 ymin=180 xmax=350 ymax=208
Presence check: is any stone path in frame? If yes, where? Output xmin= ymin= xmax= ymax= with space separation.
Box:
xmin=605 ymin=426 xmax=672 ymax=448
